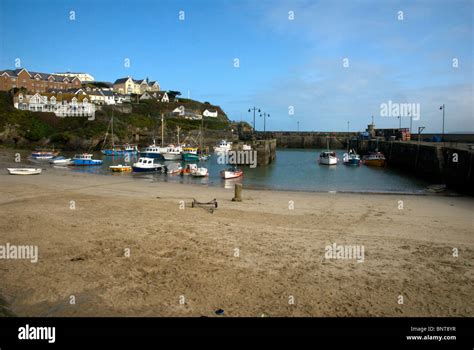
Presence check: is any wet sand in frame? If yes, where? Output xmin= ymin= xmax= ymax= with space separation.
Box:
xmin=0 ymin=166 xmax=473 ymax=317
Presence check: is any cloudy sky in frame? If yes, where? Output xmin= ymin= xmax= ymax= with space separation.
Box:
xmin=0 ymin=0 xmax=472 ymax=132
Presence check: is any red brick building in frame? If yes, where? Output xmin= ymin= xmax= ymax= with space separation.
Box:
xmin=0 ymin=68 xmax=81 ymax=93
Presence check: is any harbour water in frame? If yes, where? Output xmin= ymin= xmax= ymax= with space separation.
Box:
xmin=22 ymin=148 xmax=431 ymax=194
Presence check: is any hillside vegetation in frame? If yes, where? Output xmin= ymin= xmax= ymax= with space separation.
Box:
xmin=0 ymin=91 xmax=235 ymax=150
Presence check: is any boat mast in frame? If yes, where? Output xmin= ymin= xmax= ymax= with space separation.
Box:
xmin=161 ymin=113 xmax=164 ymax=147
xmin=176 ymin=126 xmax=181 ymax=145
xmin=111 ymin=109 xmax=115 ymax=148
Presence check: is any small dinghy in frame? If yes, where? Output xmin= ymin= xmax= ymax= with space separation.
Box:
xmin=49 ymin=156 xmax=72 ymax=165
xmin=109 ymin=164 xmax=132 ymax=172
xmin=7 ymin=168 xmax=42 ymax=175
xmin=220 ymin=166 xmax=243 ymax=179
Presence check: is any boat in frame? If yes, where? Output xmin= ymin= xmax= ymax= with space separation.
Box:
xmin=363 ymin=152 xmax=386 ymax=167
xmin=199 ymin=154 xmax=211 ymax=161
xmin=132 ymin=157 xmax=167 ymax=173
xmin=220 ymin=166 xmax=243 ymax=179
xmin=163 ymin=145 xmax=182 ymax=161
xmin=31 ymin=151 xmax=58 ymax=160
xmin=49 ymin=156 xmax=72 ymax=165
xmin=109 ymin=164 xmax=132 ymax=172
xmin=189 ymin=164 xmax=209 ymax=177
xmin=123 ymin=144 xmax=138 ymax=154
xmin=214 ymin=140 xmax=232 ymax=153
xmin=140 ymin=141 xmax=166 ymax=160
xmin=342 ymin=150 xmax=361 ymax=166
xmin=167 ymin=163 xmax=183 ymax=174
xmin=182 ymin=147 xmax=200 ymax=162
xmin=319 ymin=151 xmax=338 ymax=165
xmin=242 ymin=144 xmax=252 ymax=151
xmin=7 ymin=168 xmax=42 ymax=175
xmin=70 ymin=153 xmax=103 ymax=166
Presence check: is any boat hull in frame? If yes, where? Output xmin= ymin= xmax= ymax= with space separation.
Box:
xmin=132 ymin=166 xmax=164 ymax=173
xmin=7 ymin=168 xmax=42 ymax=175
xmin=163 ymin=153 xmax=182 ymax=161
xmin=110 ymin=166 xmax=132 ymax=172
xmin=70 ymin=160 xmax=103 ymax=166
xmin=365 ymin=159 xmax=386 ymax=167
xmin=319 ymin=158 xmax=338 ymax=165
xmin=182 ymin=153 xmax=199 ymax=162
xmin=139 ymin=152 xmax=164 ymax=160
xmin=221 ymin=170 xmax=243 ymax=179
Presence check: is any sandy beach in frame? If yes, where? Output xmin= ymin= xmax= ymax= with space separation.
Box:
xmin=0 ymin=165 xmax=473 ymax=317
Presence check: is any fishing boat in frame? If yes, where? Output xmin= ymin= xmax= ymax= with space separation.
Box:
xmin=140 ymin=141 xmax=166 ymax=160
xmin=109 ymin=164 xmax=132 ymax=172
xmin=363 ymin=152 xmax=386 ymax=167
xmin=70 ymin=153 xmax=103 ymax=166
xmin=220 ymin=166 xmax=243 ymax=179
xmin=342 ymin=150 xmax=361 ymax=166
xmin=7 ymin=168 xmax=42 ymax=175
xmin=182 ymin=147 xmax=200 ymax=162
xmin=49 ymin=156 xmax=72 ymax=165
xmin=163 ymin=145 xmax=182 ymax=161
xmin=132 ymin=157 xmax=166 ymax=173
xmin=123 ymin=144 xmax=138 ymax=154
xmin=319 ymin=151 xmax=338 ymax=165
xmin=214 ymin=140 xmax=232 ymax=153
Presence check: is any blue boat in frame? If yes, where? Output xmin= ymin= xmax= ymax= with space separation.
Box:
xmin=343 ymin=150 xmax=361 ymax=166
xmin=70 ymin=153 xmax=103 ymax=166
xmin=139 ymin=144 xmax=165 ymax=160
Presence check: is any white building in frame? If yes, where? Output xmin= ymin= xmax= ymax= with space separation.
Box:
xmin=203 ymin=109 xmax=218 ymax=118
xmin=54 ymin=72 xmax=95 ymax=82
xmin=14 ymin=92 xmax=95 ymax=117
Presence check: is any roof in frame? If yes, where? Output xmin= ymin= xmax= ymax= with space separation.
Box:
xmin=1 ymin=68 xmax=79 ymax=82
xmin=16 ymin=91 xmax=91 ymax=103
xmin=113 ymin=77 xmax=130 ymax=84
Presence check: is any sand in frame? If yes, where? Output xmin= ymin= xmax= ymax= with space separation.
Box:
xmin=0 ymin=165 xmax=473 ymax=317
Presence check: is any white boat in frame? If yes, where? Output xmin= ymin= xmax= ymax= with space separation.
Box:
xmin=214 ymin=140 xmax=232 ymax=153
xmin=220 ymin=166 xmax=243 ymax=179
xmin=319 ymin=151 xmax=338 ymax=165
xmin=49 ymin=156 xmax=72 ymax=165
xmin=132 ymin=157 xmax=166 ymax=172
xmin=167 ymin=162 xmax=183 ymax=174
xmin=191 ymin=165 xmax=209 ymax=177
xmin=242 ymin=144 xmax=252 ymax=151
xmin=163 ymin=145 xmax=182 ymax=160
xmin=7 ymin=168 xmax=42 ymax=175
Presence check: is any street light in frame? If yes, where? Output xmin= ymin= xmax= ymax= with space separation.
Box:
xmin=297 ymin=121 xmax=300 ymax=132
xmin=439 ymin=104 xmax=445 ymax=141
xmin=248 ymin=107 xmax=260 ymax=132
xmin=260 ymin=112 xmax=270 ymax=133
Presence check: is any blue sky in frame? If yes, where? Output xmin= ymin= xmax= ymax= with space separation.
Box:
xmin=0 ymin=0 xmax=472 ymax=132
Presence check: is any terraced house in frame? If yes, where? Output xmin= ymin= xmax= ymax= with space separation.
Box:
xmin=113 ymin=76 xmax=160 ymax=94
xmin=0 ymin=68 xmax=82 ymax=93
xmin=13 ymin=92 xmax=95 ymax=117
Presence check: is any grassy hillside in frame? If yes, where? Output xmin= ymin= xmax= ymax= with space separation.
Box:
xmin=0 ymin=91 xmax=233 ymax=149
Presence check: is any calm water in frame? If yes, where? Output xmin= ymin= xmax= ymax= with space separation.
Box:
xmin=40 ymin=149 xmax=430 ymax=194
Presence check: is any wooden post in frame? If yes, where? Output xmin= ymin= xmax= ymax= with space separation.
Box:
xmin=232 ymin=183 xmax=242 ymax=202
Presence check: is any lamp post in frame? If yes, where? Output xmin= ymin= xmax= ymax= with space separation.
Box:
xmin=260 ymin=112 xmax=270 ymax=133
xmin=439 ymin=104 xmax=445 ymax=141
xmin=297 ymin=121 xmax=300 ymax=132
xmin=408 ymin=112 xmax=412 ymax=134
xmin=248 ymin=107 xmax=260 ymax=132
xmin=397 ymin=115 xmax=401 ymax=129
